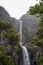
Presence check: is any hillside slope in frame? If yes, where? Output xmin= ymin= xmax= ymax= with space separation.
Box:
xmin=0 ymin=6 xmax=18 ymax=26
xmin=20 ymin=13 xmax=40 ymax=43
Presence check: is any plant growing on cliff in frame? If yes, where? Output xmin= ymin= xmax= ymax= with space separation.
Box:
xmin=0 ymin=45 xmax=15 ymax=65
xmin=0 ymin=20 xmax=20 ymax=65
xmin=0 ymin=20 xmax=20 ymax=45
xmin=3 ymin=27 xmax=20 ymax=45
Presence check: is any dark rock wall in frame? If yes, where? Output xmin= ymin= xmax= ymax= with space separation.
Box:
xmin=0 ymin=6 xmax=18 ymax=26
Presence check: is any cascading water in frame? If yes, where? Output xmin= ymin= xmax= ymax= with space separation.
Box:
xmin=19 ymin=20 xmax=30 ymax=65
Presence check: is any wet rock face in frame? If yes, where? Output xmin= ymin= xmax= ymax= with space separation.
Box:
xmin=16 ymin=45 xmax=41 ymax=65
xmin=5 ymin=44 xmax=23 ymax=65
xmin=17 ymin=49 xmax=23 ymax=65
xmin=12 ymin=46 xmax=23 ymax=65
xmin=25 ymin=44 xmax=42 ymax=65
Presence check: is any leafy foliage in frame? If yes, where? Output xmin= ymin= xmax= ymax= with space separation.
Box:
xmin=28 ymin=1 xmax=43 ymax=65
xmin=0 ymin=20 xmax=12 ymax=31
xmin=29 ymin=2 xmax=43 ymax=15
xmin=0 ymin=45 xmax=5 ymax=58
xmin=0 ymin=20 xmax=20 ymax=45
xmin=28 ymin=0 xmax=43 ymax=47
xmin=3 ymin=27 xmax=20 ymax=45
xmin=36 ymin=56 xmax=43 ymax=65
xmin=0 ymin=20 xmax=20 ymax=65
xmin=0 ymin=45 xmax=15 ymax=65
xmin=3 ymin=55 xmax=14 ymax=65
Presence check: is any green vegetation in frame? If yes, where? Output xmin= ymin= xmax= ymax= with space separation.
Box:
xmin=36 ymin=56 xmax=43 ymax=65
xmin=0 ymin=45 xmax=15 ymax=65
xmin=0 ymin=45 xmax=5 ymax=58
xmin=3 ymin=55 xmax=14 ymax=65
xmin=0 ymin=0 xmax=43 ymax=64
xmin=27 ymin=0 xmax=43 ymax=65
xmin=0 ymin=20 xmax=20 ymax=65
xmin=28 ymin=0 xmax=43 ymax=47
xmin=0 ymin=20 xmax=20 ymax=45
xmin=0 ymin=20 xmax=12 ymax=31
xmin=3 ymin=27 xmax=20 ymax=45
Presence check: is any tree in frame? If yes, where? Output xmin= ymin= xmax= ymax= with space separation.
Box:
xmin=0 ymin=20 xmax=20 ymax=65
xmin=0 ymin=20 xmax=12 ymax=32
xmin=28 ymin=0 xmax=43 ymax=47
xmin=0 ymin=20 xmax=20 ymax=46
xmin=0 ymin=45 xmax=15 ymax=65
xmin=0 ymin=45 xmax=5 ymax=58
xmin=3 ymin=27 xmax=20 ymax=45
xmin=3 ymin=55 xmax=15 ymax=65
xmin=0 ymin=20 xmax=13 ymax=44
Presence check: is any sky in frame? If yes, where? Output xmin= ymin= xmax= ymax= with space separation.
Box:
xmin=0 ymin=0 xmax=39 ymax=19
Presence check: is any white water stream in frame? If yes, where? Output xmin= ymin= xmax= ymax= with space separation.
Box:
xmin=19 ymin=20 xmax=30 ymax=65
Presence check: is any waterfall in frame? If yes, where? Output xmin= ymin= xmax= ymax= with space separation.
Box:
xmin=19 ymin=20 xmax=30 ymax=65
